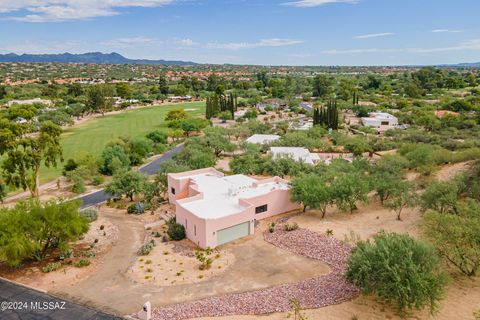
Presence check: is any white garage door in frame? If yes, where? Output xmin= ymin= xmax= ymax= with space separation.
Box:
xmin=217 ymin=221 xmax=250 ymax=246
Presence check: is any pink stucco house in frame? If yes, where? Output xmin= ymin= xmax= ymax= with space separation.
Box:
xmin=167 ymin=168 xmax=301 ymax=248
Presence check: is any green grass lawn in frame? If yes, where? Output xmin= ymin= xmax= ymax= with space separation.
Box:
xmin=39 ymin=101 xmax=205 ymax=183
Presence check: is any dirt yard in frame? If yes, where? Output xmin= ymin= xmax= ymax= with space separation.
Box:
xmin=128 ymin=241 xmax=235 ymax=287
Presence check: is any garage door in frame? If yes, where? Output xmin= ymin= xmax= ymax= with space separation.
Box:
xmin=217 ymin=221 xmax=250 ymax=246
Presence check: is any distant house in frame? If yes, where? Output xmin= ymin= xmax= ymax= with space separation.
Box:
xmin=361 ymin=112 xmax=398 ymax=128
xmin=290 ymin=120 xmax=313 ymax=131
xmin=270 ymin=147 xmax=320 ymax=165
xmin=245 ymin=134 xmax=280 ymax=145
xmin=234 ymin=109 xmax=247 ymax=119
xmin=6 ymin=98 xmax=53 ymax=108
xmin=167 ymin=168 xmax=300 ymax=248
xmin=357 ymin=101 xmax=378 ymax=107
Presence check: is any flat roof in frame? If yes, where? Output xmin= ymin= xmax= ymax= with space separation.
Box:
xmin=270 ymin=147 xmax=319 ymax=164
xmin=245 ymin=134 xmax=281 ymax=144
xmin=178 ymin=172 xmax=289 ymax=219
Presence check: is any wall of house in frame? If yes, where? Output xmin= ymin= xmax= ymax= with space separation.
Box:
xmin=175 ymin=195 xmax=207 ymax=247
xmin=243 ymin=189 xmax=301 ymax=221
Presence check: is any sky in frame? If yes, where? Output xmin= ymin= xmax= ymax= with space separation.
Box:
xmin=1 ymin=0 xmax=480 ymax=66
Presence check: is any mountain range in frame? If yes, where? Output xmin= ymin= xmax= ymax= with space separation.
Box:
xmin=0 ymin=52 xmax=197 ymax=66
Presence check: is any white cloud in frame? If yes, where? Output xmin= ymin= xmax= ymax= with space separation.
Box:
xmin=321 ymin=39 xmax=480 ymax=55
xmin=0 ymin=40 xmax=85 ymax=54
xmin=431 ymin=29 xmax=463 ymax=33
xmin=283 ymin=0 xmax=359 ymax=8
xmin=175 ymin=38 xmax=198 ymax=46
xmin=2 ymin=0 xmax=176 ymax=22
xmin=206 ymin=38 xmax=303 ymax=50
xmin=355 ymin=32 xmax=394 ymax=39
xmin=100 ymin=37 xmax=159 ymax=48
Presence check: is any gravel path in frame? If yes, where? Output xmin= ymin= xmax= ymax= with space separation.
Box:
xmin=145 ymin=227 xmax=359 ymax=320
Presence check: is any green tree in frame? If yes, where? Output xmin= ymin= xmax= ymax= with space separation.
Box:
xmin=331 ymin=172 xmax=369 ymax=213
xmin=420 ymin=181 xmax=459 ymax=214
xmin=290 ymin=174 xmax=332 ymax=217
xmin=422 ymin=199 xmax=480 ymax=276
xmin=0 ymin=180 xmax=6 ymax=203
xmin=146 ymin=130 xmax=168 ymax=145
xmin=312 ymin=75 xmax=332 ymax=98
xmin=115 ymin=82 xmax=132 ymax=99
xmin=99 ymin=145 xmax=131 ymax=175
xmin=158 ymin=74 xmax=169 ymax=95
xmin=203 ymin=127 xmax=235 ymax=157
xmin=2 ymin=121 xmax=63 ymax=198
xmin=105 ymin=170 xmax=148 ymax=201
xmin=86 ymin=85 xmax=114 ymax=116
xmin=384 ymin=181 xmax=417 ymax=220
xmin=0 ymin=85 xmax=7 ymax=99
xmin=165 ymin=109 xmax=188 ymax=121
xmin=346 ymin=232 xmax=447 ymax=315
xmin=0 ymin=200 xmax=89 ymax=266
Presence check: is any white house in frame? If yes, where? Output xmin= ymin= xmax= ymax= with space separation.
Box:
xmin=246 ymin=134 xmax=281 ymax=145
xmin=361 ymin=112 xmax=398 ymax=128
xmin=270 ymin=147 xmax=320 ymax=165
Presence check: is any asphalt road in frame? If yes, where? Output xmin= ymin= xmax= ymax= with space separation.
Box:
xmin=79 ymin=145 xmax=183 ymax=209
xmin=0 ymin=279 xmax=122 ymax=320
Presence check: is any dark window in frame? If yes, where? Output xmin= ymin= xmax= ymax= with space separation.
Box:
xmin=194 ymin=225 xmax=196 ymax=236
xmin=171 ymin=187 xmax=176 ymax=195
xmin=255 ymin=204 xmax=268 ymax=214
xmin=381 ymin=121 xmax=389 ymax=126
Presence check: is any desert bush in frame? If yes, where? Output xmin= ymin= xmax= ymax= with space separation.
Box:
xmin=92 ymin=175 xmax=104 ymax=186
xmin=138 ymin=240 xmax=155 ymax=256
xmin=127 ymin=202 xmax=146 ymax=215
xmin=346 ymin=232 xmax=447 ymax=315
xmin=284 ymin=222 xmax=299 ymax=232
xmin=166 ymin=217 xmax=186 ymax=241
xmin=74 ymin=259 xmax=91 ymax=268
xmin=195 ymin=247 xmax=213 ymax=270
xmin=42 ymin=262 xmax=61 ymax=273
xmin=79 ymin=208 xmax=98 ymax=222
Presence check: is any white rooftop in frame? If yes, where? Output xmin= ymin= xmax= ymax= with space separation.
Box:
xmin=178 ymin=173 xmax=289 ymax=219
xmin=270 ymin=147 xmax=320 ymax=165
xmin=367 ymin=112 xmax=397 ymax=120
xmin=246 ymin=134 xmax=281 ymax=144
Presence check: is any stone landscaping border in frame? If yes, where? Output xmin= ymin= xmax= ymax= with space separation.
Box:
xmin=142 ymin=227 xmax=359 ymax=320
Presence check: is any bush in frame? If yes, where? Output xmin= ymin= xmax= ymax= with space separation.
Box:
xmin=138 ymin=240 xmax=155 ymax=256
xmin=80 ymin=209 xmax=98 ymax=222
xmin=284 ymin=222 xmax=299 ymax=232
xmin=166 ymin=217 xmax=186 ymax=241
xmin=92 ymin=175 xmax=104 ymax=186
xmin=127 ymin=202 xmax=146 ymax=215
xmin=74 ymin=259 xmax=91 ymax=268
xmin=42 ymin=262 xmax=61 ymax=273
xmin=346 ymin=232 xmax=447 ymax=315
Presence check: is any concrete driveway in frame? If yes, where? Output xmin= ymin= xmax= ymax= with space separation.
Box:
xmin=51 ymin=210 xmax=329 ymax=316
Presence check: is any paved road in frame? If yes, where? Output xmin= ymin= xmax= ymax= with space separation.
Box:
xmin=79 ymin=145 xmax=183 ymax=209
xmin=0 ymin=278 xmax=122 ymax=320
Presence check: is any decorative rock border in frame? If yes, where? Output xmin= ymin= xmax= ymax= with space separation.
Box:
xmin=142 ymin=227 xmax=359 ymax=320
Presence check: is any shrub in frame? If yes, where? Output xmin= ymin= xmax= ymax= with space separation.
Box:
xmin=42 ymin=262 xmax=61 ymax=273
xmin=138 ymin=240 xmax=155 ymax=256
xmin=284 ymin=222 xmax=299 ymax=232
xmin=127 ymin=202 xmax=146 ymax=215
xmin=92 ymin=175 xmax=104 ymax=186
xmin=80 ymin=208 xmax=98 ymax=222
xmin=195 ymin=248 xmax=213 ymax=270
xmin=346 ymin=232 xmax=447 ymax=315
xmin=71 ymin=179 xmax=86 ymax=194
xmin=269 ymin=222 xmax=276 ymax=233
xmin=74 ymin=259 xmax=91 ymax=268
xmin=422 ymin=199 xmax=480 ymax=276
xmin=166 ymin=217 xmax=186 ymax=241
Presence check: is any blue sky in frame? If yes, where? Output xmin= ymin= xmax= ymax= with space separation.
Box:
xmin=1 ymin=0 xmax=479 ymax=66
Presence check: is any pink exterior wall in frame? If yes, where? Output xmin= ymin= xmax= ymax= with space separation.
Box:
xmin=167 ymin=168 xmax=301 ymax=248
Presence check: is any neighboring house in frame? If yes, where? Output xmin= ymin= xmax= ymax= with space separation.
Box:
xmin=357 ymin=101 xmax=378 ymax=107
xmin=234 ymin=109 xmax=247 ymax=119
xmin=290 ymin=120 xmax=313 ymax=131
xmin=167 ymin=168 xmax=300 ymax=248
xmin=6 ymin=98 xmax=53 ymax=108
xmin=245 ymin=134 xmax=280 ymax=145
xmin=361 ymin=112 xmax=398 ymax=128
xmin=317 ymin=152 xmax=354 ymax=165
xmin=270 ymin=147 xmax=320 ymax=165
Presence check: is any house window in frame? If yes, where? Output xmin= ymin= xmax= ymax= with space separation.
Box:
xmin=171 ymin=187 xmax=176 ymax=195
xmin=194 ymin=225 xmax=196 ymax=236
xmin=255 ymin=204 xmax=268 ymax=214
xmin=185 ymin=219 xmax=188 ymax=229
xmin=381 ymin=121 xmax=389 ymax=126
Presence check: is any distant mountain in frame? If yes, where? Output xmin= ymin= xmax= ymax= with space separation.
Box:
xmin=454 ymin=62 xmax=480 ymax=67
xmin=0 ymin=52 xmax=197 ymax=66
